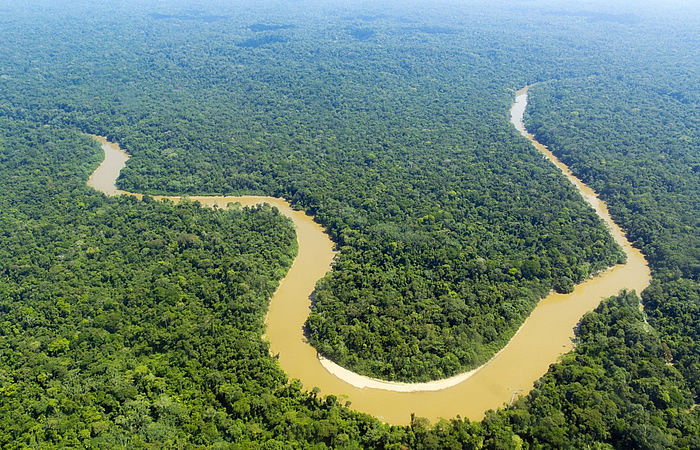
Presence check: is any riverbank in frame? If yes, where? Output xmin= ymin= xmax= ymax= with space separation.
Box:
xmin=85 ymin=87 xmax=650 ymax=424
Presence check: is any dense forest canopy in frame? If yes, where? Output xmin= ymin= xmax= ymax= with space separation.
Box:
xmin=0 ymin=0 xmax=633 ymax=381
xmin=0 ymin=0 xmax=697 ymax=447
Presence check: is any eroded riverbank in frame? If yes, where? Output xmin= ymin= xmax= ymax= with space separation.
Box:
xmin=86 ymin=87 xmax=650 ymax=424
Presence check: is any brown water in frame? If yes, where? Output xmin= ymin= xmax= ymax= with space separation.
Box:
xmin=86 ymin=88 xmax=650 ymax=425
xmin=87 ymin=136 xmax=130 ymax=196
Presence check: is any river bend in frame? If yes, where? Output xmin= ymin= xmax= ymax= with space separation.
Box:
xmin=86 ymin=87 xmax=650 ymax=424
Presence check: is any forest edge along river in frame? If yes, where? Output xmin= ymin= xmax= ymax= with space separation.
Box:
xmin=86 ymin=86 xmax=650 ymax=425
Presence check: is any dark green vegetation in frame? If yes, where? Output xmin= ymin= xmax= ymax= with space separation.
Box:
xmin=0 ymin=0 xmax=698 ymax=447
xmin=473 ymin=292 xmax=699 ymax=449
xmin=0 ymin=120 xmax=307 ymax=446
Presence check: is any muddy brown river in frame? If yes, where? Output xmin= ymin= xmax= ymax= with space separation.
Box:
xmin=86 ymin=87 xmax=650 ymax=425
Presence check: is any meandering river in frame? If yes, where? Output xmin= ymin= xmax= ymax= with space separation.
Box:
xmin=87 ymin=87 xmax=650 ymax=425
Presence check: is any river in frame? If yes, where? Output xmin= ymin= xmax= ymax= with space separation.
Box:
xmin=86 ymin=87 xmax=650 ymax=425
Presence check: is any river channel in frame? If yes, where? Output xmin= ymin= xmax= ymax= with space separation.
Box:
xmin=87 ymin=87 xmax=650 ymax=425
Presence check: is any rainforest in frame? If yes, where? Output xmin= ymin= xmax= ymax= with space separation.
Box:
xmin=0 ymin=0 xmax=697 ymax=447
